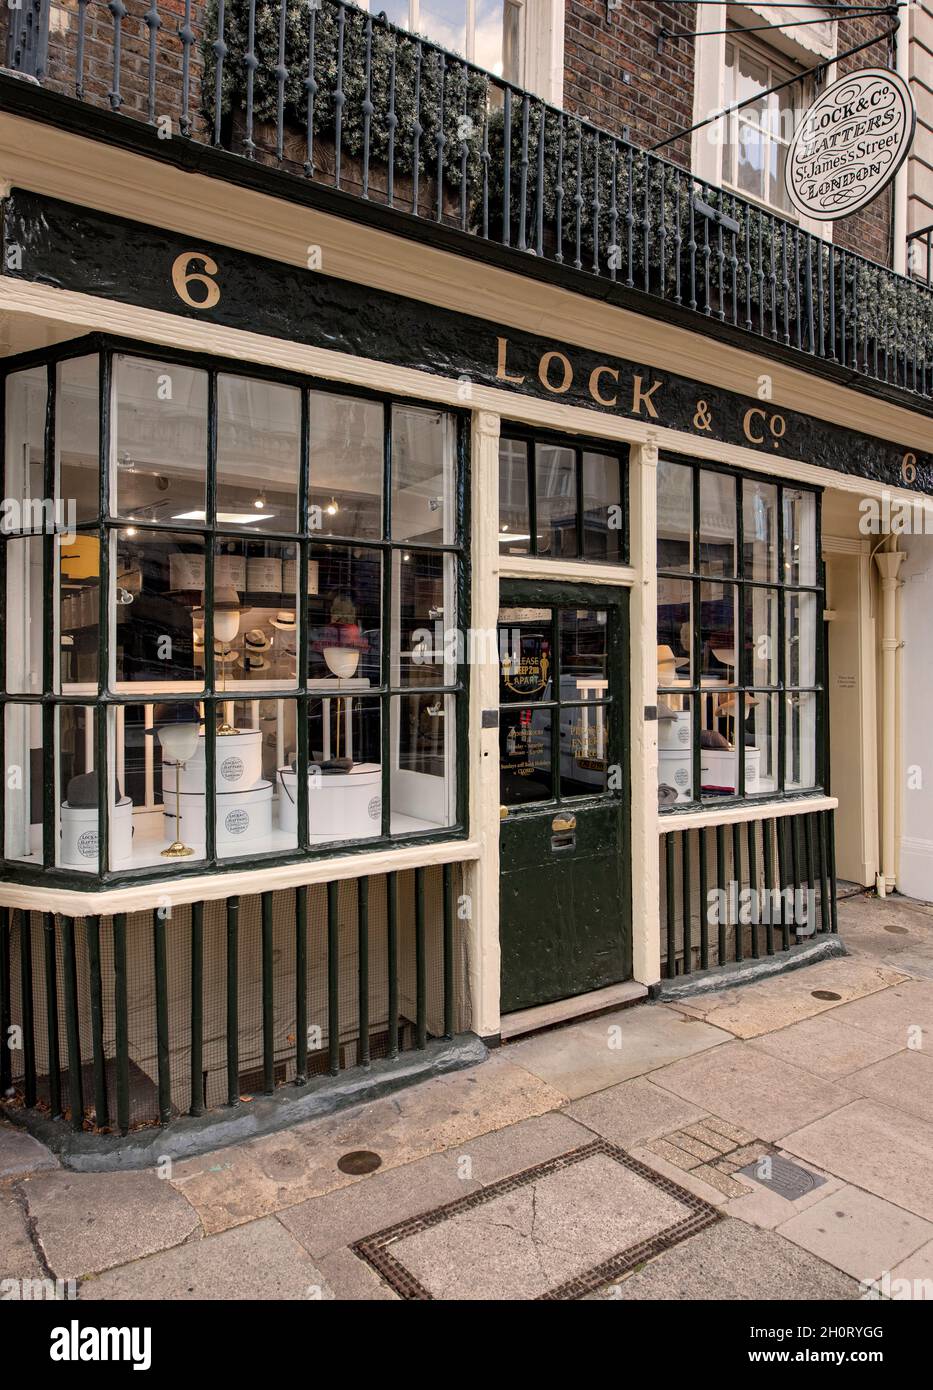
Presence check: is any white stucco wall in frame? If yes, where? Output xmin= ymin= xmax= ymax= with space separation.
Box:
xmin=899 ymin=535 xmax=933 ymax=903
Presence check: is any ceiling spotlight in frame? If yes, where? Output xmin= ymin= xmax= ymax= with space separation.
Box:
xmin=326 ymin=498 xmax=339 ymax=517
xmin=254 ymin=492 xmax=266 ymax=510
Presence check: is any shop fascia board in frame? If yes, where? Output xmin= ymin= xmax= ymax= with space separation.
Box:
xmin=1 ymin=276 xmax=929 ymax=513
xmin=1 ymin=113 xmax=932 ymax=458
xmin=0 ymin=836 xmax=482 ymax=917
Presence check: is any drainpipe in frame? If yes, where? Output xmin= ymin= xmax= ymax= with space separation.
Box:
xmin=874 ymin=548 xmax=904 ymax=894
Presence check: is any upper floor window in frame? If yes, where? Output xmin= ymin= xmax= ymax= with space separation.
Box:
xmin=379 ymin=0 xmax=524 ymax=83
xmin=722 ymin=31 xmax=809 ymax=218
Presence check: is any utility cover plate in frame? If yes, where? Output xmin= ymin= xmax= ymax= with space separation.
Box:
xmin=737 ymin=1154 xmax=827 ymax=1201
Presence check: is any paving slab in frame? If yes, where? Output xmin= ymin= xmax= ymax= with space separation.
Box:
xmin=776 ymin=1185 xmax=933 ymax=1284
xmin=23 ymin=1169 xmax=200 ymax=1281
xmin=0 ymin=1124 xmax=59 ymax=1180
xmin=669 ymin=958 xmax=907 ymax=1039
xmin=564 ymin=1076 xmax=711 ymax=1148
xmin=591 ymin=1218 xmax=858 ymax=1300
xmin=841 ymin=1049 xmax=933 ymax=1124
xmin=503 ymin=1005 xmax=730 ymax=1099
xmin=372 ymin=1149 xmax=699 ymax=1300
xmin=313 ymin=1245 xmax=400 ymax=1300
xmin=170 ymin=1053 xmax=564 ymax=1235
xmin=79 ymin=1218 xmax=332 ymax=1300
xmin=722 ymin=1154 xmax=844 ymax=1230
xmin=0 ymin=1191 xmax=45 ymax=1282
xmin=837 ymin=895 xmax=933 ymax=978
xmin=649 ymin=1040 xmax=853 ymax=1142
xmin=827 ymin=978 xmax=933 ymax=1046
xmin=748 ymin=1013 xmax=904 ymax=1079
xmin=783 ymin=1099 xmax=933 ymax=1222
xmin=889 ymin=1239 xmax=933 ymax=1296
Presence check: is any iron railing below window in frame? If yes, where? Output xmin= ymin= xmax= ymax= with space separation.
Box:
xmin=660 ymin=809 xmax=838 ymax=981
xmin=2 ymin=0 xmax=932 ymax=403
xmin=0 ymin=862 xmax=468 ymax=1135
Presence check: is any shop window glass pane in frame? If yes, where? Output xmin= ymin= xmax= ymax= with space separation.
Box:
xmin=392 ymin=549 xmax=457 ymax=687
xmin=701 ymin=724 xmax=737 ymax=800
xmin=204 ymin=698 xmax=299 ymax=858
xmin=4 ymin=367 xmax=46 ymax=522
xmin=57 ymin=356 xmax=99 ymax=525
xmin=59 ymin=531 xmax=99 ymax=692
xmin=744 ymin=586 xmax=779 ymax=686
xmin=391 ymin=404 xmax=456 ymax=545
xmin=699 ymin=582 xmax=737 ymax=683
xmin=6 ymin=536 xmax=44 ymax=694
xmin=216 ymin=375 xmax=300 ymax=533
xmin=658 ymin=692 xmax=693 ymax=807
xmin=582 ymin=452 xmax=623 ymax=561
xmin=657 ymin=579 xmax=693 ymax=686
xmin=784 ymin=488 xmax=817 ymax=585
xmin=303 ymin=696 xmax=382 ymax=843
xmin=5 ymin=702 xmax=43 ymax=863
xmin=745 ymin=692 xmax=779 ymax=797
xmin=112 ymin=356 xmax=208 ymax=521
xmin=535 ymin=443 xmax=577 ymax=558
xmin=559 ymin=608 xmax=608 ymax=688
xmin=113 ymin=530 xmax=204 ymax=689
xmin=309 ymin=392 xmax=383 ymax=539
xmin=500 ymin=706 xmax=553 ymax=806
xmin=786 ymin=590 xmax=818 ymax=687
xmin=56 ymin=704 xmax=98 ymax=872
xmin=561 ymin=704 xmax=609 ymax=798
xmin=213 ymin=538 xmax=301 ymax=690
xmin=499 ymin=439 xmax=530 ymax=556
xmin=786 ymin=691 xmax=817 ymax=790
xmin=308 ymin=545 xmax=381 ymax=687
xmin=700 ymin=471 xmax=736 ymax=576
xmin=140 ymin=702 xmax=206 ymax=867
xmin=499 ymin=608 xmax=552 ymax=704
xmin=392 ymin=692 xmax=455 ymax=832
xmin=743 ymin=479 xmax=777 ymax=581
xmin=657 ymin=459 xmax=692 ymax=571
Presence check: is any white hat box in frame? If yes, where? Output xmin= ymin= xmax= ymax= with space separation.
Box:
xmin=60 ymin=796 xmax=133 ymax=869
xmin=701 ymin=746 xmax=761 ymax=795
xmin=658 ymin=749 xmax=692 ymax=802
xmin=162 ymin=729 xmax=263 ymax=794
xmin=658 ymin=709 xmax=691 ymax=751
xmin=278 ymin=764 xmax=381 ymax=839
xmin=163 ymin=782 xmax=274 ymax=848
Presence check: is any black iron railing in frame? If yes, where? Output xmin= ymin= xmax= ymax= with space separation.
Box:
xmin=0 ymin=862 xmax=467 ymax=1135
xmin=4 ymin=0 xmax=933 ymax=400
xmin=660 ymin=809 xmax=838 ymax=980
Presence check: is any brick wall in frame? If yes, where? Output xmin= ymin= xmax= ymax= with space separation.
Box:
xmin=829 ymin=2 xmax=896 ymax=267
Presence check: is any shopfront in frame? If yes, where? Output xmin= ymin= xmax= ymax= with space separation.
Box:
xmin=1 ymin=183 xmax=931 ymax=1155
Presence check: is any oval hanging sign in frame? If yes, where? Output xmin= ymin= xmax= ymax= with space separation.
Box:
xmin=785 ymin=67 xmax=915 ymax=222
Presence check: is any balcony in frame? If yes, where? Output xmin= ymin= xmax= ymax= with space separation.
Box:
xmin=3 ymin=0 xmax=933 ymax=410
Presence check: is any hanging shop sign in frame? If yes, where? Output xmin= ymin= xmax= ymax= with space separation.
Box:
xmin=3 ymin=190 xmax=931 ymax=495
xmin=785 ymin=68 xmax=916 ymax=222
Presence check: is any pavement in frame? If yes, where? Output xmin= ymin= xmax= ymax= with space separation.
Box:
xmin=4 ymin=890 xmax=933 ymax=1301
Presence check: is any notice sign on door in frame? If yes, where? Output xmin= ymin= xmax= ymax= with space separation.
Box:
xmin=785 ymin=68 xmax=916 ymax=222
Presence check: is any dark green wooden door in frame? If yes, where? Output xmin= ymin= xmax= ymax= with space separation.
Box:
xmin=498 ymin=581 xmax=631 ymax=1014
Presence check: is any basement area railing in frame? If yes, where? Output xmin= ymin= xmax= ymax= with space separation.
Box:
xmin=3 ymin=0 xmax=932 ymax=402
xmin=659 ymin=808 xmax=838 ymax=981
xmin=0 ymin=863 xmax=470 ymax=1134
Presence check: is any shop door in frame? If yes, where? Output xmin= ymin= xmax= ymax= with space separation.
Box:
xmin=498 ymin=581 xmax=631 ymax=1015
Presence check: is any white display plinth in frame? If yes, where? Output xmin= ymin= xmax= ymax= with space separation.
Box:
xmin=658 ymin=749 xmax=692 ymax=802
xmin=659 ymin=710 xmax=691 ymax=751
xmin=278 ymin=763 xmax=381 ymax=839
xmin=701 ymin=746 xmax=762 ymax=795
xmin=60 ymin=796 xmax=133 ymax=869
xmin=163 ymin=728 xmax=263 ymax=794
xmin=164 ymin=781 xmax=274 ymax=848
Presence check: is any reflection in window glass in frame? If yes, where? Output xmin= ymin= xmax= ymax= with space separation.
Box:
xmin=4 ymin=366 xmax=46 ymax=517
xmin=745 ymin=586 xmax=778 ymax=686
xmin=392 ymin=692 xmax=455 ymax=831
xmin=535 ymin=443 xmax=577 ymax=557
xmin=309 ymin=392 xmax=382 ymax=539
xmin=500 ymin=706 xmax=553 ymax=806
xmin=657 ymin=458 xmax=692 ymax=571
xmin=582 ymin=453 xmax=622 ymax=561
xmin=113 ymin=356 xmax=208 ymax=521
xmin=499 ymin=439 xmax=530 ymax=555
xmin=746 ymin=691 xmax=779 ymax=796
xmin=308 ymin=545 xmax=381 ymax=686
xmin=561 ymin=705 xmax=609 ymax=798
xmin=216 ymin=375 xmax=300 ymax=532
xmin=6 ymin=537 xmax=43 ymax=695
xmin=113 ymin=530 xmax=204 ymax=688
xmin=57 ymin=356 xmax=99 ymax=525
xmin=743 ymin=478 xmax=777 ymax=581
xmin=211 ymin=537 xmax=300 ymax=690
xmin=786 ymin=691 xmax=817 ymax=790
xmin=786 ymin=591 xmax=818 ymax=687
xmin=393 ymin=549 xmax=456 ymax=686
xmin=559 ymin=608 xmax=607 ymax=686
xmin=392 ymin=404 xmax=455 ymax=545
xmin=700 ymin=471 xmax=736 ymax=577
xmin=419 ymin=0 xmax=467 ymax=55
xmin=56 ymin=704 xmax=97 ymax=871
xmin=657 ymin=580 xmax=693 ymax=687
xmin=784 ymin=488 xmax=817 ymax=585
xmin=700 ymin=582 xmax=737 ymax=682
xmin=5 ymin=703 xmax=43 ymax=863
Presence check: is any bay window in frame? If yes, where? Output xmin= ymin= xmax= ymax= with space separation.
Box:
xmin=1 ymin=342 xmax=467 ymax=882
xmin=657 ymin=457 xmax=823 ymax=809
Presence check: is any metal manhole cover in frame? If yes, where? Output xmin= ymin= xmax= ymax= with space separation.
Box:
xmin=811 ymin=990 xmax=842 ymax=1001
xmin=738 ymin=1154 xmax=827 ymax=1201
xmin=884 ymin=924 xmax=909 ymax=935
xmin=337 ymin=1150 xmax=382 ymax=1175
